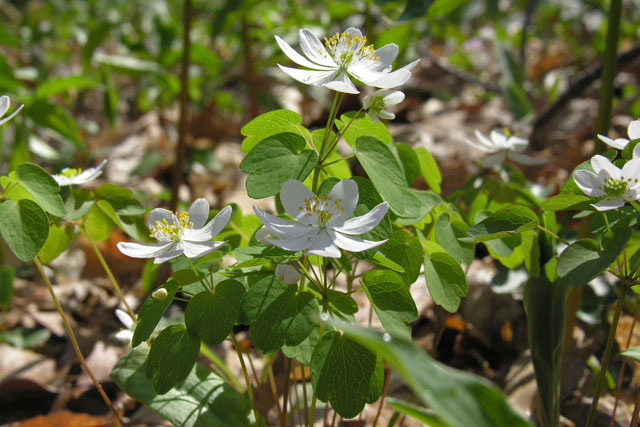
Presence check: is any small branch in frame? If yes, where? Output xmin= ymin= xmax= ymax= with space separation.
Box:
xmin=231 ymin=331 xmax=262 ymax=425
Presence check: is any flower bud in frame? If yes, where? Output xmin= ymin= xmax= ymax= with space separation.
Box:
xmin=152 ymin=288 xmax=168 ymax=300
xmin=275 ymin=263 xmax=301 ymax=285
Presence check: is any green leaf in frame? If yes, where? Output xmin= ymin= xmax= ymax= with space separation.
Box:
xmin=95 ymin=184 xmax=145 ymax=215
xmin=0 ymin=327 xmax=51 ymax=349
xmin=415 ymin=147 xmax=442 ymax=194
xmin=24 ymin=100 xmax=81 ymax=145
xmin=84 ymin=202 xmax=116 ymax=241
xmin=396 ymin=143 xmax=421 ymax=186
xmin=240 ymin=133 xmax=318 ymax=199
xmin=354 ymin=136 xmax=408 ymax=215
xmin=16 ymin=163 xmax=65 ymax=217
xmin=282 ymin=327 xmax=320 ymax=365
xmin=240 ymin=276 xmax=319 ymax=353
xmin=361 ymin=270 xmax=418 ymax=339
xmin=38 ymin=224 xmax=74 ymax=264
xmin=435 ymin=212 xmax=475 ymax=265
xmin=386 ymin=398 xmax=448 ymax=426
xmin=396 ymin=188 xmax=441 ymax=225
xmin=621 ymin=346 xmax=640 ymax=362
xmin=335 ymin=112 xmax=392 ymax=147
xmin=423 ymin=243 xmax=468 ymax=312
xmin=557 ymin=227 xmax=631 ymax=286
xmin=240 ymin=109 xmax=308 ymax=153
xmin=540 ymin=194 xmax=592 ymax=211
xmin=132 ymin=280 xmax=179 ymax=347
xmin=111 ymin=343 xmax=253 ymax=426
xmin=0 ymin=199 xmax=49 ymax=262
xmin=428 ymin=0 xmax=470 ymax=17
xmin=399 ymin=0 xmax=434 ymax=20
xmin=311 ymin=331 xmax=384 ymax=419
xmin=64 ymin=188 xmax=94 ymax=220
xmin=0 ymin=266 xmax=14 ymax=310
xmin=378 ymin=230 xmax=422 ymax=285
xmin=464 ymin=204 xmax=538 ymax=242
xmin=35 ymin=75 xmax=98 ymax=99
xmin=146 ymin=324 xmax=201 ymax=394
xmin=185 ymin=280 xmax=245 ymax=346
xmin=502 ymin=83 xmax=532 ymax=120
xmin=95 ymin=52 xmax=162 ymax=74
xmin=331 ymin=322 xmax=531 ymax=427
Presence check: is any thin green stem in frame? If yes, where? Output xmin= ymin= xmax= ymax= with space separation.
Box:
xmin=282 ymin=355 xmax=291 ymax=427
xmin=33 ymin=257 xmax=123 ymax=426
xmin=312 ymin=93 xmax=342 ymax=193
xmin=186 ymin=257 xmax=213 ymax=292
xmin=537 ymin=225 xmax=571 ymax=246
xmin=81 ymin=227 xmax=135 ymax=321
xmin=200 ymin=343 xmax=244 ymax=391
xmin=630 ymin=200 xmax=640 ymax=214
xmin=593 ymin=0 xmax=622 ymax=154
xmin=319 ymin=108 xmax=363 ymax=165
xmin=230 ymin=331 xmax=262 ymax=426
xmin=586 ymin=281 xmax=630 ymax=427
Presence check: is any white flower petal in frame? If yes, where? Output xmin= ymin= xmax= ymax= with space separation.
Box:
xmin=269 ymin=228 xmax=319 ymax=252
xmin=117 ymin=241 xmax=174 ymax=259
xmin=593 ymin=197 xmax=624 ymax=211
xmin=53 ymin=175 xmax=73 ymax=186
xmin=254 ymin=206 xmax=316 ymax=238
xmin=115 ymin=330 xmax=133 ymax=343
xmin=277 ymin=65 xmax=340 ymax=87
xmin=323 ymin=71 xmax=359 ymax=94
xmin=372 ymin=44 xmax=400 ymax=71
xmin=115 ymin=308 xmax=135 ymax=329
xmin=326 ymin=179 xmax=359 ymax=224
xmin=281 ymin=180 xmax=318 ymax=224
xmin=275 ymin=35 xmax=335 ymax=70
xmin=472 ymin=130 xmax=499 ymax=152
xmin=0 ymin=96 xmax=8 ymax=117
xmin=573 ymin=170 xmax=604 ymax=196
xmin=508 ymin=152 xmax=547 ymax=166
xmin=597 ymin=134 xmax=628 ymax=150
xmin=154 ymin=248 xmax=185 ymax=264
xmin=148 ymin=208 xmax=177 ymax=230
xmin=186 ymin=205 xmax=232 ymax=242
xmin=0 ymin=103 xmax=23 ymax=126
xmin=299 ymin=29 xmax=336 ymax=68
xmin=621 ymin=158 xmax=640 ymax=182
xmin=181 ymin=240 xmax=223 ymax=259
xmin=633 ymin=143 xmax=640 ymax=159
xmin=188 ymin=198 xmax=210 ymax=229
xmin=305 ymin=229 xmax=341 ymax=258
xmin=482 ymin=151 xmax=507 ymax=168
xmin=329 ymin=229 xmax=387 ymax=252
xmin=628 ymin=120 xmax=640 ymax=141
xmin=367 ymin=112 xmax=382 ymax=123
xmin=490 ymin=130 xmax=508 ymax=149
xmin=357 ymin=67 xmax=411 ymax=89
xmin=376 ymin=110 xmax=395 ymax=120
xmin=591 ymin=155 xmax=619 ymax=178
xmin=507 ymin=136 xmax=529 ymax=152
xmin=332 ymin=202 xmax=388 ymax=234
xmin=382 ymin=90 xmax=405 ymax=106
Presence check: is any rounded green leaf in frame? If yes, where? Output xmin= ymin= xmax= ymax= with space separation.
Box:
xmin=16 ymin=163 xmax=65 ymax=217
xmin=38 ymin=224 xmax=74 ymax=264
xmin=95 ymin=184 xmax=144 ymax=215
xmin=378 ymin=230 xmax=423 ymax=285
xmin=311 ymin=331 xmax=384 ymax=419
xmin=423 ymin=246 xmax=468 ymax=313
xmin=464 ymin=204 xmax=538 ymax=243
xmin=132 ymin=280 xmax=179 ymax=347
xmin=0 ymin=199 xmax=49 ymax=262
xmin=145 ymin=324 xmax=201 ymax=394
xmin=240 ymin=109 xmax=307 ymax=153
xmin=239 ymin=133 xmax=318 ymax=199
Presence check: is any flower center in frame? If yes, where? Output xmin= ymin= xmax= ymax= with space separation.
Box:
xmin=603 ymin=177 xmax=628 ymax=197
xmin=59 ymin=167 xmax=82 ymax=178
xmin=367 ymin=95 xmax=386 ymax=115
xmin=298 ymin=194 xmax=345 ymax=226
xmin=149 ymin=212 xmax=193 ymax=242
xmin=323 ymin=32 xmax=379 ymax=68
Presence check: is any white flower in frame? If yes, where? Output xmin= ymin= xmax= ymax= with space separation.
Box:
xmin=53 ymin=159 xmax=107 ymax=186
xmin=275 ymin=27 xmax=420 ymax=94
xmin=573 ymin=155 xmax=640 ymax=211
xmin=255 ymin=226 xmax=276 ymax=245
xmin=597 ymin=120 xmax=640 ymax=150
xmin=466 ymin=129 xmax=547 ymax=168
xmin=117 ymin=199 xmax=232 ymax=264
xmin=362 ymin=89 xmax=404 ymax=123
xmin=0 ymin=95 xmax=23 ymax=126
xmin=275 ymin=262 xmax=301 ymax=284
xmin=114 ymin=308 xmax=135 ymax=345
xmin=253 ymin=179 xmax=389 ymax=258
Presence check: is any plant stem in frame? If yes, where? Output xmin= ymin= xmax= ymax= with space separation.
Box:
xmin=231 ymin=331 xmax=262 ymax=426
xmin=281 ymin=355 xmax=291 ymax=427
xmin=170 ymin=0 xmax=192 ymax=211
xmin=609 ymin=312 xmax=637 ymax=427
xmin=586 ymin=281 xmax=630 ymax=427
xmin=81 ymin=227 xmax=135 ymax=321
xmin=372 ymin=367 xmax=391 ymax=427
xmin=300 ymin=364 xmax=308 ymax=426
xmin=265 ymin=354 xmax=283 ymax=420
xmin=312 ymin=92 xmax=342 ymax=193
xmin=537 ymin=225 xmax=571 ymax=246
xmin=33 ymin=257 xmax=122 ymax=426
xmin=319 ymin=108 xmax=363 ymax=165
xmin=593 ymin=0 xmax=623 ymax=154
xmin=186 ymin=257 xmax=213 ymax=292
xmin=200 ymin=343 xmax=244 ymax=391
